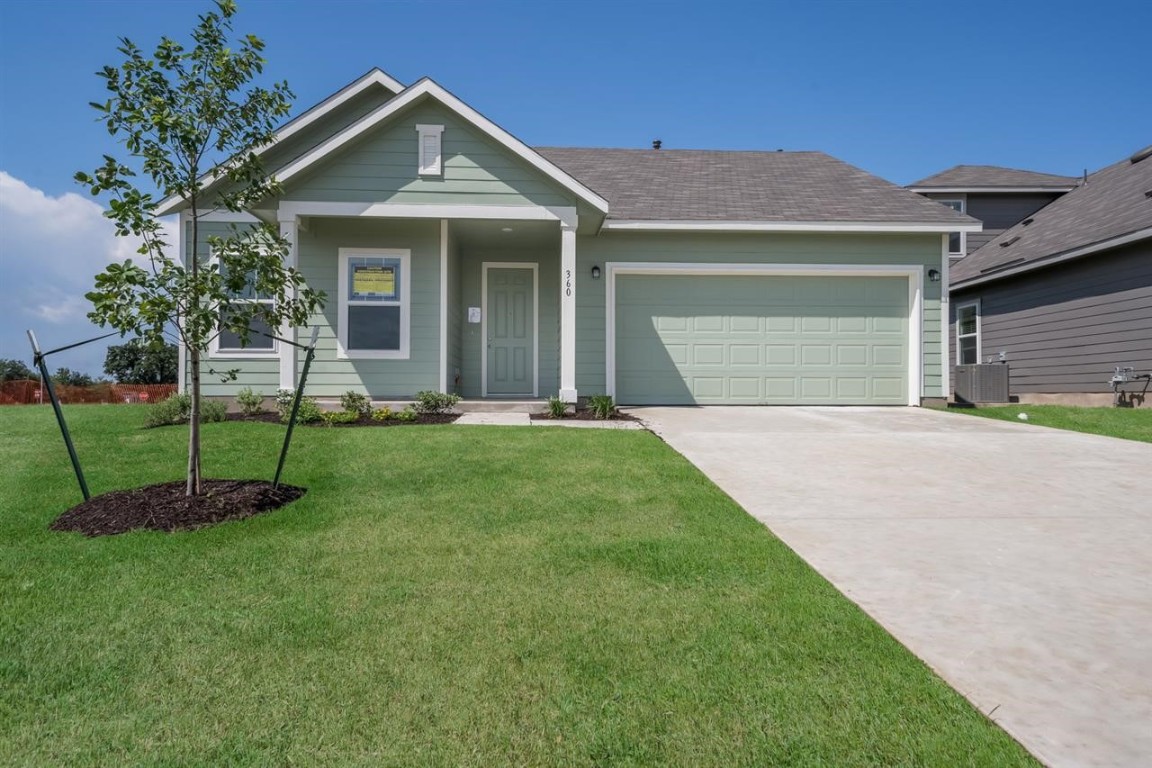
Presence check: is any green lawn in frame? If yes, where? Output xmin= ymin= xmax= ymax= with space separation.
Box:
xmin=950 ymin=404 xmax=1152 ymax=443
xmin=1 ymin=406 xmax=1035 ymax=766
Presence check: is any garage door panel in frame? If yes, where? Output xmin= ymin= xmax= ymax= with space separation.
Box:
xmin=616 ymin=274 xmax=909 ymax=405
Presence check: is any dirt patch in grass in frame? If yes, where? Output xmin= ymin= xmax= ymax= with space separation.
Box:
xmin=530 ymin=409 xmax=641 ymax=422
xmin=224 ymin=412 xmax=460 ymax=427
xmin=50 ymin=479 xmax=306 ymax=537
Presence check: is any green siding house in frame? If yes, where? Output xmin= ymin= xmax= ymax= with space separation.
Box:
xmin=159 ymin=68 xmax=979 ymax=406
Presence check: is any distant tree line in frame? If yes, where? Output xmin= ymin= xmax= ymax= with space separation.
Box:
xmin=0 ymin=338 xmax=177 ymax=386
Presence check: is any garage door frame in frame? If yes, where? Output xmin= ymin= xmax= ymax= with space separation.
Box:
xmin=605 ymin=262 xmax=924 ymax=406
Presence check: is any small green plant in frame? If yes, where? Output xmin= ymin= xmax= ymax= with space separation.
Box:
xmin=588 ymin=394 xmax=616 ymax=420
xmin=413 ymin=390 xmax=461 ymax=414
xmin=340 ymin=390 xmax=372 ymax=417
xmin=371 ymin=406 xmax=393 ymax=421
xmin=235 ymin=386 xmax=265 ymax=416
xmin=279 ymin=395 xmax=323 ymax=425
xmin=546 ymin=396 xmax=569 ymax=419
xmin=393 ymin=405 xmax=418 ymax=422
xmin=146 ymin=393 xmax=227 ymax=427
xmin=275 ymin=388 xmax=295 ymax=419
xmin=323 ymin=410 xmax=359 ymax=425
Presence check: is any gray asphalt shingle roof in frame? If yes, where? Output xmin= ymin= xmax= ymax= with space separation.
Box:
xmin=951 ymin=148 xmax=1152 ymax=286
xmin=908 ymin=164 xmax=1078 ymax=189
xmin=535 ymin=147 xmax=976 ymax=225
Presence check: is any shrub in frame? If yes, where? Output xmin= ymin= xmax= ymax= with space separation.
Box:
xmin=588 ymin=394 xmax=616 ymax=420
xmin=235 ymin=386 xmax=265 ymax=416
xmin=146 ymin=393 xmax=228 ymax=427
xmin=146 ymin=392 xmax=191 ymax=427
xmin=340 ymin=390 xmax=372 ymax=417
xmin=413 ymin=390 xmax=460 ymax=414
xmin=201 ymin=399 xmax=228 ymax=423
xmin=546 ymin=396 xmax=568 ymax=419
xmin=371 ymin=406 xmax=393 ymax=421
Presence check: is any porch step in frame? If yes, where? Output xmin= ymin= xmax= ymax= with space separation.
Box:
xmin=313 ymin=398 xmax=546 ymax=414
xmin=455 ymin=399 xmax=546 ymax=414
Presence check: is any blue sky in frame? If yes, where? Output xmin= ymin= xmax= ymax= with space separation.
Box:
xmin=1 ymin=0 xmax=1148 ymax=374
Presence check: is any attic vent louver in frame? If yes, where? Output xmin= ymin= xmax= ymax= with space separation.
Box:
xmin=1130 ymin=145 xmax=1152 ymax=164
xmin=1000 ymin=235 xmax=1021 ymax=247
xmin=1022 ymin=217 xmax=1034 ymax=226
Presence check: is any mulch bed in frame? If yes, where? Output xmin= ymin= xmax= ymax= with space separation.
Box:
xmin=224 ymin=412 xmax=460 ymax=427
xmin=50 ymin=479 xmax=306 ymax=537
xmin=529 ymin=409 xmax=641 ymax=422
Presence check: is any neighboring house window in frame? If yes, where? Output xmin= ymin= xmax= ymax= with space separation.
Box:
xmin=941 ymin=199 xmax=966 ymax=256
xmin=338 ymin=248 xmax=411 ymax=359
xmin=956 ymin=301 xmax=981 ymax=365
xmin=211 ymin=258 xmax=277 ymax=356
xmin=416 ymin=124 xmax=444 ymax=176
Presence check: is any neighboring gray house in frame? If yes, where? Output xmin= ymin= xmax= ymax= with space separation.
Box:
xmin=160 ymin=68 xmax=978 ymax=406
xmin=908 ymin=165 xmax=1077 ymax=259
xmin=948 ymin=146 xmax=1152 ymax=405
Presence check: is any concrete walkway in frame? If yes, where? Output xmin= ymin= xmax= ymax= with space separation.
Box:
xmin=634 ymin=406 xmax=1152 ymax=768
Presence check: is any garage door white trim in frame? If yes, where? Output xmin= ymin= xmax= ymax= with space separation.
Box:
xmin=604 ymin=262 xmax=924 ymax=407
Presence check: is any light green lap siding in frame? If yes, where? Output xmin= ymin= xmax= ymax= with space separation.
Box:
xmin=456 ymin=249 xmax=559 ymax=399
xmin=264 ymin=86 xmax=398 ymax=179
xmin=295 ymin=218 xmax=441 ymax=397
xmin=575 ymin=232 xmax=944 ymax=399
xmin=616 ymin=275 xmax=908 ymax=405
xmin=282 ymin=102 xmax=576 ymax=208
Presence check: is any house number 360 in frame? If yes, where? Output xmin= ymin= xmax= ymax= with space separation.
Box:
xmin=565 ymin=270 xmax=573 ymax=297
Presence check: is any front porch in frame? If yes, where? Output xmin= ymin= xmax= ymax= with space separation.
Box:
xmin=270 ymin=203 xmax=583 ymax=402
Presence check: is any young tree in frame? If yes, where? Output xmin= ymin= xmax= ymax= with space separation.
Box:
xmin=103 ymin=338 xmax=179 ymax=384
xmin=76 ymin=0 xmax=324 ymax=495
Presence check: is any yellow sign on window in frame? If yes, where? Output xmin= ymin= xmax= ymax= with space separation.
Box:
xmin=352 ymin=264 xmax=396 ymax=297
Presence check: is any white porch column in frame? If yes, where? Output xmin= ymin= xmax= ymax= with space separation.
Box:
xmin=278 ymin=216 xmax=298 ymax=390
xmin=559 ymin=220 xmax=578 ymax=402
xmin=176 ymin=211 xmax=188 ymax=393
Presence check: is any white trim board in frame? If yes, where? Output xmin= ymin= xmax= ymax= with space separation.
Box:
xmin=269 ymin=78 xmax=608 ymax=214
xmin=156 ymin=68 xmax=405 ymax=216
xmin=276 ymin=201 xmax=577 ymax=225
xmin=604 ymin=262 xmax=925 ymax=407
xmin=439 ymin=219 xmax=449 ymax=392
xmin=480 ymin=262 xmax=540 ymax=398
xmin=600 ymin=220 xmax=982 ymax=234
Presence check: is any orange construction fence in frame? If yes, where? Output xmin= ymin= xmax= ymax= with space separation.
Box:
xmin=0 ymin=380 xmax=177 ymax=406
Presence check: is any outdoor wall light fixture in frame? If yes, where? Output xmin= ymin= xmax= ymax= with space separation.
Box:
xmin=928 ymin=269 xmax=941 ymax=282
xmin=591 ymin=265 xmax=601 ymax=280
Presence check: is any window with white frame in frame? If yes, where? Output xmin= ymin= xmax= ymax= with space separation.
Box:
xmin=956 ymin=301 xmax=980 ymax=365
xmin=212 ymin=258 xmax=276 ymax=356
xmin=940 ymin=199 xmax=966 ymax=256
xmin=338 ymin=248 xmax=410 ymax=359
xmin=415 ymin=124 xmax=444 ymax=176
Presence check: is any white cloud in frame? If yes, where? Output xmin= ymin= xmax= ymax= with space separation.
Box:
xmin=0 ymin=172 xmax=176 ymax=375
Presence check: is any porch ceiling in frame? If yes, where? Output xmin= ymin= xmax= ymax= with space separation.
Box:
xmin=449 ymin=218 xmax=559 ymax=251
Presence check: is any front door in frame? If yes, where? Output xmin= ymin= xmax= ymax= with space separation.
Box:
xmin=485 ymin=266 xmax=536 ymax=396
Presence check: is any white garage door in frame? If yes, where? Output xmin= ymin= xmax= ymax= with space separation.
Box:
xmin=614 ymin=274 xmax=910 ymax=405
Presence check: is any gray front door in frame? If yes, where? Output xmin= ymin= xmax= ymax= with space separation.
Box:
xmin=486 ymin=267 xmax=535 ymax=395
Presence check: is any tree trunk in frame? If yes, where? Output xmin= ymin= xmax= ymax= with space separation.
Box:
xmin=187 ymin=345 xmax=202 ymax=496
xmin=186 ymin=209 xmax=202 ymax=496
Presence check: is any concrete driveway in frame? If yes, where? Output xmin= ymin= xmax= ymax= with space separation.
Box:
xmin=635 ymin=406 xmax=1152 ymax=768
